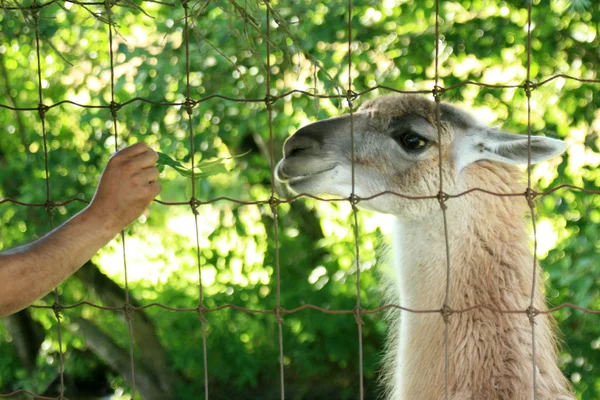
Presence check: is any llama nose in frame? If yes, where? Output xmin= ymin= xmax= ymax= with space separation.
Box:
xmin=283 ymin=117 xmax=345 ymax=158
xmin=283 ymin=134 xmax=320 ymax=159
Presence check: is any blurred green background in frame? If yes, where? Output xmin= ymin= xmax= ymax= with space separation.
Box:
xmin=0 ymin=0 xmax=598 ymax=399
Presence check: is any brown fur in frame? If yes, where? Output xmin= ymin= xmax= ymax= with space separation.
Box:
xmin=277 ymin=94 xmax=573 ymax=399
xmin=439 ymin=163 xmax=570 ymax=399
xmin=359 ymin=96 xmax=573 ymax=399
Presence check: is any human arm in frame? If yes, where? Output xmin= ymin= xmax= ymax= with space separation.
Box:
xmin=0 ymin=142 xmax=161 ymax=317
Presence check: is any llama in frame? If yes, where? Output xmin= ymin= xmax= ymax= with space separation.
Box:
xmin=275 ymin=94 xmax=574 ymax=400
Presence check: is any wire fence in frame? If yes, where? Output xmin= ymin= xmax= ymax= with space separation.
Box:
xmin=0 ymin=0 xmax=599 ymax=399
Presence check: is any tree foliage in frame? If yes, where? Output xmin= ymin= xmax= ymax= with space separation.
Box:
xmin=0 ymin=0 xmax=598 ymax=398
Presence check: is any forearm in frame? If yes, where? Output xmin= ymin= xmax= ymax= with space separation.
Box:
xmin=0 ymin=207 xmax=121 ymax=316
xmin=0 ymin=142 xmax=160 ymax=317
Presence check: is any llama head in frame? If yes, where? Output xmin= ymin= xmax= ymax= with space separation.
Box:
xmin=275 ymin=94 xmax=566 ymax=218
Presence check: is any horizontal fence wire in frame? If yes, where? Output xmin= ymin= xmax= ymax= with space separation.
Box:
xmin=23 ymin=301 xmax=600 ymax=315
xmin=2 ymin=183 xmax=600 ymax=206
xmin=0 ymin=76 xmax=598 ymax=112
xmin=0 ymin=0 xmax=599 ymax=399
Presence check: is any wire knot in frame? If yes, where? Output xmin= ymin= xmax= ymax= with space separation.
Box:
xmin=190 ymin=198 xmax=199 ymax=215
xmin=37 ymin=103 xmax=49 ymax=120
xmin=52 ymin=302 xmax=63 ymax=320
xmin=441 ymin=305 xmax=453 ymax=324
xmin=104 ymin=0 xmax=114 ymax=11
xmin=123 ymin=304 xmax=135 ymax=321
xmin=109 ymin=101 xmax=121 ymax=119
xmin=524 ymin=80 xmax=537 ymax=97
xmin=348 ymin=193 xmax=360 ymax=210
xmin=264 ymin=94 xmax=276 ymax=110
xmin=196 ymin=304 xmax=207 ymax=323
xmin=184 ymin=97 xmax=194 ymax=116
xmin=274 ymin=305 xmax=284 ymax=325
xmin=436 ymin=191 xmax=449 ymax=210
xmin=44 ymin=200 xmax=55 ymax=216
xmin=526 ymin=305 xmax=538 ymax=325
xmin=524 ymin=187 xmax=537 ymax=209
xmin=29 ymin=3 xmax=40 ymax=23
xmin=268 ymin=196 xmax=280 ymax=213
xmin=353 ymin=305 xmax=365 ymax=326
xmin=346 ymin=89 xmax=358 ymax=108
xmin=432 ymin=85 xmax=444 ymax=102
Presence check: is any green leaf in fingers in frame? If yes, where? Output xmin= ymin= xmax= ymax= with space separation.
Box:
xmin=156 ymin=151 xmax=249 ymax=179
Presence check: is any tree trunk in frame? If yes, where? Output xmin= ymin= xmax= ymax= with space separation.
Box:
xmin=3 ymin=309 xmax=44 ymax=373
xmin=75 ymin=262 xmax=176 ymax=398
xmin=68 ymin=317 xmax=173 ymax=400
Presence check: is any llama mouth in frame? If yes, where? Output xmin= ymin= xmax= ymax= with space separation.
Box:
xmin=276 ymin=160 xmax=338 ymax=184
xmin=275 ymin=159 xmax=339 ymax=197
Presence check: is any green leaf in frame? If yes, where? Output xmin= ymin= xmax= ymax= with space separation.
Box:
xmin=157 ymin=152 xmax=188 ymax=171
xmin=156 ymin=151 xmax=248 ymax=179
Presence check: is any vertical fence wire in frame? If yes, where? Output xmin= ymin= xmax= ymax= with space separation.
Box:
xmin=264 ymin=2 xmax=286 ymax=398
xmin=346 ymin=0 xmax=365 ymax=398
xmin=182 ymin=0 xmax=211 ymax=397
xmin=105 ymin=3 xmax=138 ymax=397
xmin=432 ymin=1 xmax=453 ymax=399
xmin=524 ymin=1 xmax=539 ymax=399
xmin=33 ymin=3 xmax=66 ymax=397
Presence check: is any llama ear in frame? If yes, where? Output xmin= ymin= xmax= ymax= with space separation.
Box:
xmin=454 ymin=129 xmax=567 ymax=171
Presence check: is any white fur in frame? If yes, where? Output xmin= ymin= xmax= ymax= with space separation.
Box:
xmin=276 ymin=95 xmax=573 ymax=399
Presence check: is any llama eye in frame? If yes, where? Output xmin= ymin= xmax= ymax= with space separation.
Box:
xmin=396 ymin=131 xmax=428 ymax=152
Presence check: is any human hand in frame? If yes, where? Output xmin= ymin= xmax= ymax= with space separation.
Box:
xmin=87 ymin=142 xmax=162 ymax=232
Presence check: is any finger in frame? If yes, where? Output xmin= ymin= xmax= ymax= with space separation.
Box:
xmin=136 ymin=166 xmax=160 ymax=183
xmin=129 ymin=149 xmax=159 ymax=169
xmin=116 ymin=142 xmax=151 ymax=158
xmin=148 ymin=181 xmax=162 ymax=197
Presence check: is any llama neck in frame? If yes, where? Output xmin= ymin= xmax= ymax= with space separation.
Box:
xmin=388 ymin=162 xmax=573 ymax=399
xmin=392 ymin=212 xmax=467 ymax=310
xmin=391 ymin=198 xmax=532 ymax=309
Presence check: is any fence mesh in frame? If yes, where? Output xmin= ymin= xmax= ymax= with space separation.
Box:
xmin=0 ymin=0 xmax=599 ymax=399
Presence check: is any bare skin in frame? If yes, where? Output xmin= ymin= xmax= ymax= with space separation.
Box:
xmin=0 ymin=142 xmax=161 ymax=317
